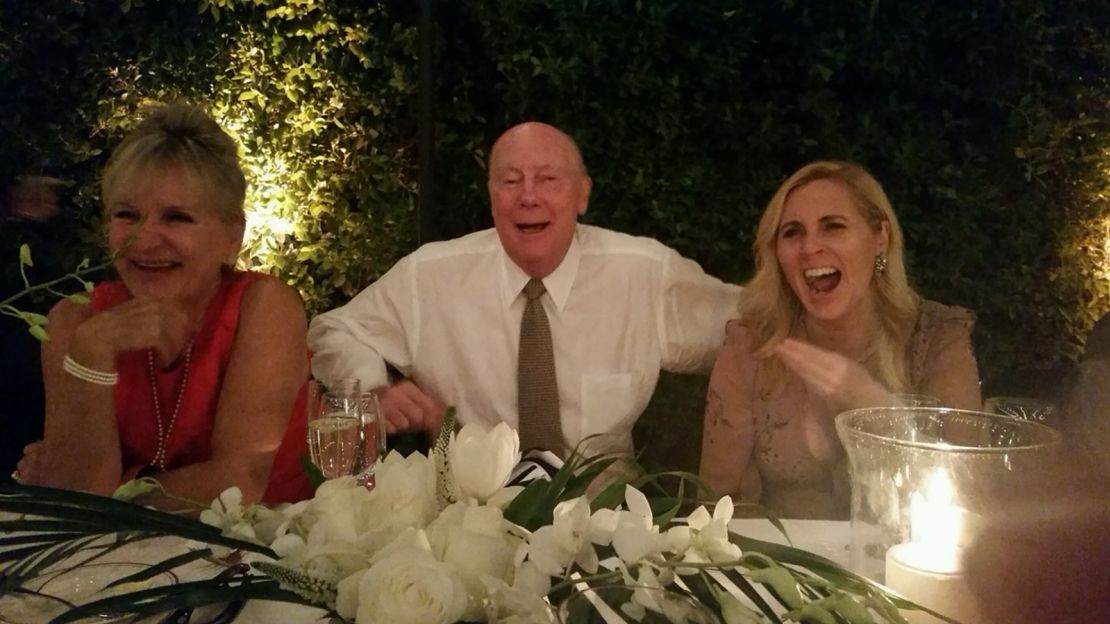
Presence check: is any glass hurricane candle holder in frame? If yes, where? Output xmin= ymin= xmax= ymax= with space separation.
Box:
xmin=835 ymin=407 xmax=1061 ymax=623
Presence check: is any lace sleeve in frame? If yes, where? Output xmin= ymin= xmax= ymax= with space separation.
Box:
xmin=911 ymin=301 xmax=982 ymax=410
xmin=699 ymin=320 xmax=760 ymax=498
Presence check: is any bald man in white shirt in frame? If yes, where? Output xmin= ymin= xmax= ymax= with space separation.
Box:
xmin=307 ymin=122 xmax=741 ymax=456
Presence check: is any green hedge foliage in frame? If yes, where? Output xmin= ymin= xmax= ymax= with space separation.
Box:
xmin=3 ymin=2 xmax=1108 ymax=470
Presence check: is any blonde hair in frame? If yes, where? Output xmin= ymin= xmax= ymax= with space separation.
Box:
xmin=740 ymin=160 xmax=920 ymax=393
xmin=101 ymin=103 xmax=246 ymax=227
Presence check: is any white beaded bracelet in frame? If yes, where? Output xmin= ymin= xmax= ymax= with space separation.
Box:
xmin=62 ymin=354 xmax=119 ymax=386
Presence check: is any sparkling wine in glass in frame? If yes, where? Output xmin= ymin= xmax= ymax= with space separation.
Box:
xmin=307 ymin=391 xmax=362 ymax=479
xmin=353 ymin=392 xmax=387 ymax=489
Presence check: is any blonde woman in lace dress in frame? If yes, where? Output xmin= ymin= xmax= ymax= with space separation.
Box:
xmin=699 ymin=161 xmax=981 ymax=519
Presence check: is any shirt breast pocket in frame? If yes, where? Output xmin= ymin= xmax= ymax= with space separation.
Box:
xmin=579 ymin=372 xmax=651 ymax=452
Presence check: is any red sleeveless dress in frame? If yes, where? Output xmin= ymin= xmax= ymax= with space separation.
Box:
xmin=91 ymin=271 xmax=312 ymax=503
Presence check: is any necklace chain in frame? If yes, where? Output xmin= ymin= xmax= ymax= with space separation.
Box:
xmin=147 ymin=340 xmax=194 ymax=471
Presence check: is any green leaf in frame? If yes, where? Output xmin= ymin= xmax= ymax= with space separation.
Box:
xmin=19 ymin=244 xmax=33 ymax=267
xmin=104 ymin=549 xmax=214 ymax=589
xmin=50 ymin=577 xmax=298 ymax=623
xmin=19 ymin=311 xmax=48 ymax=326
xmin=745 ymin=565 xmax=804 ymax=609
xmin=298 ymin=454 xmax=325 ymax=489
xmin=785 ymin=603 xmax=838 ymax=624
xmin=501 ymin=480 xmax=553 ymax=529
xmin=29 ymin=325 xmax=49 ymax=342
xmin=112 ymin=477 xmax=163 ymax=501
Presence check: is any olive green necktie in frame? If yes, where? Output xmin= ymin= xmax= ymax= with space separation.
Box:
xmin=517 ymin=279 xmax=563 ymax=455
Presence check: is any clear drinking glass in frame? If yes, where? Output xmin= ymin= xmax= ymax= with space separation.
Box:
xmin=892 ymin=393 xmax=941 ymax=408
xmin=556 ymin=585 xmax=721 ymax=624
xmin=306 ymin=390 xmax=362 ymax=480
xmin=983 ymin=396 xmax=1059 ymax=427
xmin=353 ymin=392 xmax=387 ymax=489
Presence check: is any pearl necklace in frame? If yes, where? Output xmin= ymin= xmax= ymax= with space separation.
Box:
xmin=147 ymin=340 xmax=194 ymax=471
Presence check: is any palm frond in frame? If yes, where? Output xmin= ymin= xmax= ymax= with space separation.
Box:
xmin=0 ymin=483 xmax=284 ymax=622
xmin=48 ymin=576 xmax=298 ymax=624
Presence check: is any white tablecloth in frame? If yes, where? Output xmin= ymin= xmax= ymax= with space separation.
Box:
xmin=729 ymin=518 xmax=851 ymax=567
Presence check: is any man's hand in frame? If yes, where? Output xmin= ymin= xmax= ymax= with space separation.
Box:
xmin=774 ymin=338 xmax=891 ymax=412
xmin=376 ymin=379 xmax=445 ymax=435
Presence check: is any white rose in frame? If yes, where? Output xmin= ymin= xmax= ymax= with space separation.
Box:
xmin=359 ymin=451 xmax=438 ymax=551
xmin=356 ymin=550 xmax=468 ymax=624
xmin=306 ymin=480 xmax=374 ymax=545
xmin=335 ymin=569 xmax=367 ymax=621
xmin=482 ymin=575 xmax=554 ymax=624
xmin=427 ymin=501 xmax=522 ymax=620
xmin=449 ymin=421 xmax=520 ymax=502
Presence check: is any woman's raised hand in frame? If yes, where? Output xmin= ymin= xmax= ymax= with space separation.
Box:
xmin=68 ymin=298 xmax=192 ymax=369
xmin=774 ymin=337 xmax=891 ymax=412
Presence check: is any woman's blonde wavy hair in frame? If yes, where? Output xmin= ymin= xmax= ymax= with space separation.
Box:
xmin=740 ymin=160 xmax=920 ymax=394
xmin=101 ymin=103 xmax=246 ymax=230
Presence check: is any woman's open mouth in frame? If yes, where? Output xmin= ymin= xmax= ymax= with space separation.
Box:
xmin=803 ymin=266 xmax=841 ymax=294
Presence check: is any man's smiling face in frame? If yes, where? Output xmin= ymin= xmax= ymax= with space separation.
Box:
xmin=488 ymin=122 xmax=591 ymax=279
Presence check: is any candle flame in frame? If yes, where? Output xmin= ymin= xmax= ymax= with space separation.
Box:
xmin=910 ymin=469 xmax=965 ymax=548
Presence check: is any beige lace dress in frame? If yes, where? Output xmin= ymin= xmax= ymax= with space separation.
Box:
xmin=699 ymin=300 xmax=981 ymax=519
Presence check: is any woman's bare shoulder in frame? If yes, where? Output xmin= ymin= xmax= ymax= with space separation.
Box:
xmin=45 ymin=297 xmax=93 ymax=337
xmin=238 ymin=275 xmax=307 ymax=330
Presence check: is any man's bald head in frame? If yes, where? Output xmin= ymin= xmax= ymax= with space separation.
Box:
xmin=487 ymin=122 xmax=592 ymax=278
xmin=489 ymin=122 xmax=587 ymax=178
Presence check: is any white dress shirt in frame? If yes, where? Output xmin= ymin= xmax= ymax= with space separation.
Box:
xmin=307 ymin=224 xmax=741 ymax=453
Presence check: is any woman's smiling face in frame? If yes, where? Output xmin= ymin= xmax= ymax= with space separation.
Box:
xmin=775 ymin=178 xmax=888 ymax=324
xmin=107 ymin=163 xmax=241 ymax=310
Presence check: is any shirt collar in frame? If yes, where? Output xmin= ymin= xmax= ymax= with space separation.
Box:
xmin=500 ymin=226 xmax=581 ymax=313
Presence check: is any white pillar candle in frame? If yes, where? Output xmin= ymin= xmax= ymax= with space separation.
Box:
xmin=884 ymin=470 xmax=984 ymax=624
xmin=885 ymin=543 xmax=982 ymax=624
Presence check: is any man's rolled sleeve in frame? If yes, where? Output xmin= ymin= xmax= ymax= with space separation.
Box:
xmin=307 ymin=257 xmax=418 ymax=392
xmin=659 ymin=250 xmax=742 ymax=374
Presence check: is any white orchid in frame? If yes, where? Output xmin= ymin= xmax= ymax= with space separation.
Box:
xmin=448 ymin=421 xmax=520 ymax=502
xmin=610 ymin=486 xmax=669 ymax=565
xmin=526 ymin=496 xmax=599 ymax=575
xmin=677 ymin=496 xmax=743 ymax=567
xmin=199 ymin=487 xmax=259 ymax=544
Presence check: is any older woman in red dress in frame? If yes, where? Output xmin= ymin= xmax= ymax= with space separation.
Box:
xmin=14 ymin=104 xmax=311 ymax=506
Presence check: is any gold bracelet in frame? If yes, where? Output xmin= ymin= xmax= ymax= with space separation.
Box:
xmin=62 ymin=354 xmax=118 ymax=386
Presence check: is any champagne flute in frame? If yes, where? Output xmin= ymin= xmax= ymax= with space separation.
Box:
xmin=892 ymin=393 xmax=941 ymax=408
xmin=306 ymin=387 xmax=362 ymax=480
xmin=353 ymin=392 xmax=387 ymax=489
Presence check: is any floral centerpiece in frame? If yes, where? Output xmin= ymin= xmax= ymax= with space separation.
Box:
xmin=0 ymin=412 xmax=942 ymax=624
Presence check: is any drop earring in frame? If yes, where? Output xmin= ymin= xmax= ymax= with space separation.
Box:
xmin=874 ymin=253 xmax=888 ymax=274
